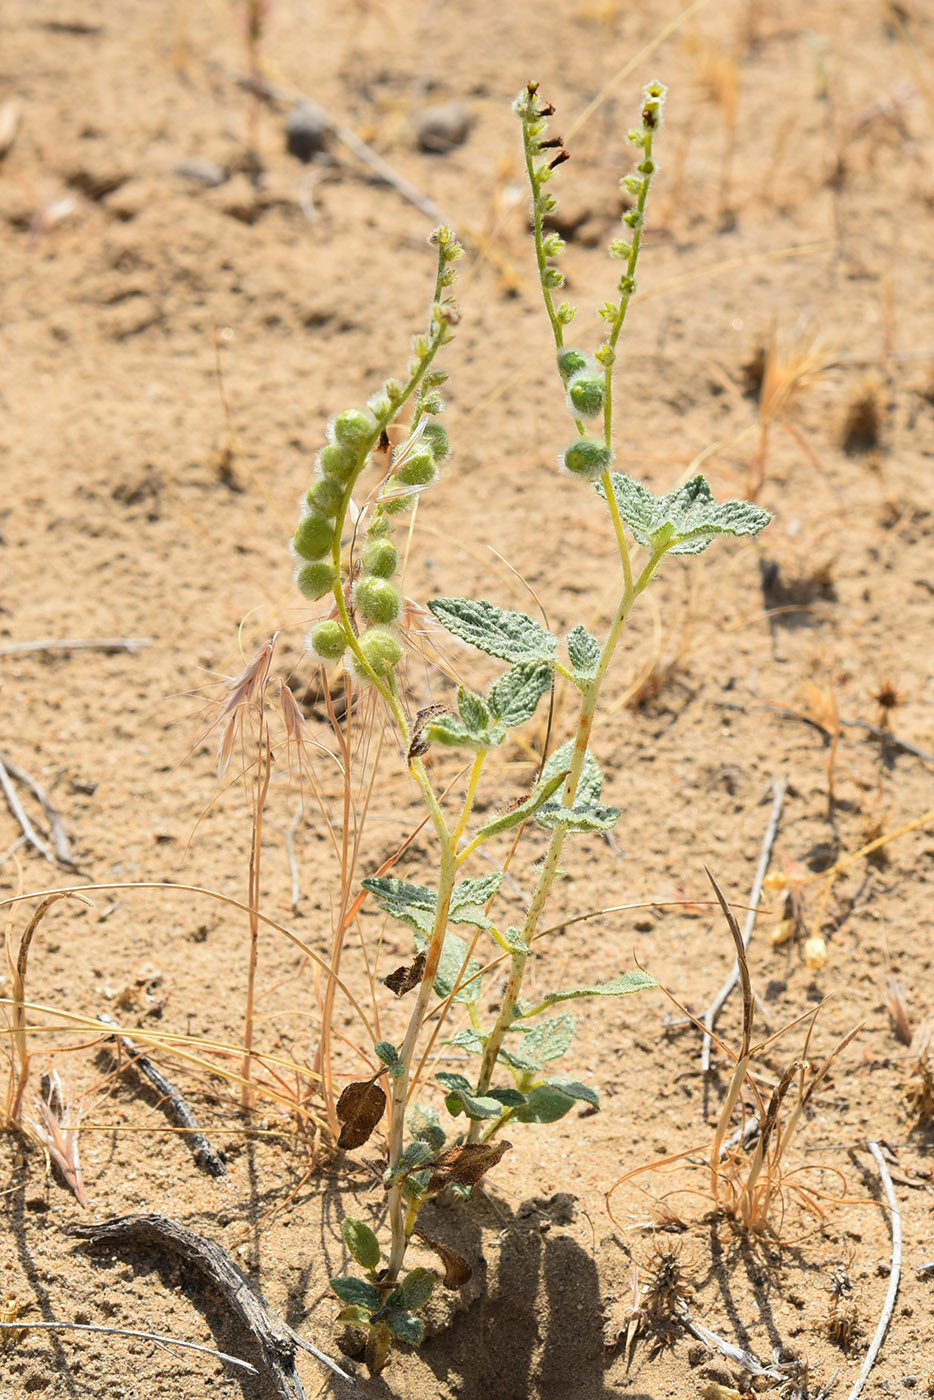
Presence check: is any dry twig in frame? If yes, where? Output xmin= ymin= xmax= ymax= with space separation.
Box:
xmin=0 ymin=1319 xmax=256 ymax=1374
xmin=71 ymin=1214 xmax=355 ymax=1395
xmin=845 ymin=1142 xmax=901 ymax=1400
xmin=0 ymin=758 xmax=76 ymax=868
xmin=701 ymin=778 xmax=787 ymax=1071
xmin=0 ymin=754 xmax=59 ymax=867
xmin=98 ymin=1015 xmax=227 ymax=1177
xmin=0 ymin=637 xmax=152 ymax=656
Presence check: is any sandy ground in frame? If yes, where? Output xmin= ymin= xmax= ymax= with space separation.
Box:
xmin=1 ymin=1 xmax=933 ymax=1397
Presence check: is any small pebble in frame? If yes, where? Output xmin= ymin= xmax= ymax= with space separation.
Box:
xmin=173 ymin=157 xmax=227 ymax=188
xmin=415 ymin=101 xmax=471 ymax=154
xmin=285 ymin=102 xmax=328 ymax=162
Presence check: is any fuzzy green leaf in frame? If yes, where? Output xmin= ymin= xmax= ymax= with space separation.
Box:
xmin=445 ymin=1027 xmax=486 ymax=1056
xmin=390 ymin=1267 xmax=436 ymax=1313
xmin=458 ymin=687 xmax=491 ymax=735
xmin=600 ymin=473 xmax=772 ymax=556
xmin=417 ymin=930 xmax=483 ymax=1004
xmin=487 ymin=661 xmax=553 ymax=728
xmin=530 ymin=969 xmax=657 ymax=1009
xmin=330 ymin=1276 xmax=382 ymax=1312
xmin=408 ymin=1104 xmax=447 ymax=1152
xmin=514 ymin=1079 xmax=598 ymax=1124
xmin=535 ymin=801 xmax=621 ymax=832
xmin=375 ymin=1041 xmax=405 ymax=1079
xmin=341 ymin=1218 xmax=381 ymax=1272
xmin=542 ymin=741 xmax=604 ymax=804
xmin=429 ymin=597 xmax=558 ymax=664
xmin=510 ymin=1013 xmax=576 ymax=1070
xmin=364 ymin=876 xmax=436 ymax=909
xmin=451 ymin=872 xmax=504 ymax=911
xmin=566 ymin=625 xmax=601 ymax=682
xmin=382 ymin=1309 xmax=425 ymax=1345
xmin=383 ymin=1140 xmax=433 ymax=1185
xmin=473 ymin=770 xmax=567 ymax=840
xmin=338 ymin=1304 xmax=374 ymax=1326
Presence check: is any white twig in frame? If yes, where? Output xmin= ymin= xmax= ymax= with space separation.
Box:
xmin=845 ymin=1141 xmax=901 ymax=1400
xmin=0 ymin=637 xmax=152 ymax=656
xmin=0 ymin=1320 xmax=256 ymax=1374
xmin=0 ymin=753 xmax=57 ymax=866
xmin=701 ymin=777 xmax=787 ymax=1071
xmin=2 ymin=758 xmax=76 ymax=868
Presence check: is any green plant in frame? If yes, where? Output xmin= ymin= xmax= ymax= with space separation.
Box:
xmin=292 ymin=80 xmax=770 ymax=1370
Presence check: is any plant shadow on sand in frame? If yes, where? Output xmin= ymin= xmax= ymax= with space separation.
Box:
xmin=349 ymin=1191 xmax=654 ymax=1400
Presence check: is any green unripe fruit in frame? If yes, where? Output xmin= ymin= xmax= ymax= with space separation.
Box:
xmin=562 ymin=437 xmax=613 ymax=481
xmin=319 ymin=442 xmax=356 ymax=479
xmin=567 ymin=371 xmax=605 ymax=420
xmin=295 ymin=561 xmax=338 ymax=600
xmin=355 ymin=627 xmax=404 ymax=679
xmin=333 ymin=408 xmax=375 ymax=449
xmin=363 ymin=538 xmax=398 ymax=579
xmin=422 ymin=422 xmax=450 ymax=462
xmin=557 ymin=348 xmax=588 ymax=383
xmin=396 ymin=451 xmax=437 ymax=487
xmin=310 ymin=620 xmax=347 ymax=661
xmin=381 ymin=482 xmax=414 ymax=515
xmin=355 ymin=576 xmax=402 ymax=625
xmin=293 ymin=511 xmax=336 ymax=560
xmin=306 ymin=477 xmax=345 ymax=516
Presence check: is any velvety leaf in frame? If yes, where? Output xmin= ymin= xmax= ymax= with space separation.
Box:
xmin=341 ymin=1217 xmax=381 ymax=1271
xmin=445 ymin=1027 xmax=486 ymax=1056
xmin=363 ymin=876 xmax=436 ymax=909
xmin=382 ymin=1309 xmax=425 ymax=1346
xmin=450 ymin=872 xmax=503 ymax=910
xmin=408 ymin=1104 xmax=446 ymax=1152
xmin=426 ymin=1139 xmax=512 ymax=1193
xmin=330 ymin=1275 xmax=381 ymax=1312
xmin=416 ymin=930 xmax=483 ymax=1004
xmin=547 ymin=1076 xmax=600 ymax=1108
xmin=514 ymin=1081 xmax=595 ymax=1124
xmin=338 ymin=1304 xmax=374 ymax=1326
xmin=414 ymin=1229 xmax=473 ymax=1288
xmin=566 ymin=624 xmax=601 ymax=682
xmin=458 ymin=686 xmax=491 ymax=734
xmin=600 ymin=472 xmax=772 ymax=556
xmin=473 ymin=770 xmax=567 ymax=840
xmin=542 ymin=741 xmax=603 ymax=804
xmin=428 ymin=597 xmax=558 ymax=664
xmin=426 ymin=713 xmax=506 ymax=751
xmin=383 ymin=1139 xmax=433 ymax=1185
xmin=535 ymin=800 xmax=621 ymax=832
xmin=510 ymin=1013 xmax=576 ymax=1070
xmin=390 ymin=1267 xmax=436 ymax=1313
xmin=532 ymin=969 xmax=658 ymax=1008
xmin=487 ymin=660 xmax=553 ymax=728
xmin=383 ymin=951 xmax=426 ymax=997
xmin=375 ymin=1041 xmax=405 ymax=1079
xmin=436 ymin=1071 xmax=505 ymax=1120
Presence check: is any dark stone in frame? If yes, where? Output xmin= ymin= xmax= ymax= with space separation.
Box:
xmin=285 ymin=102 xmax=328 ymax=161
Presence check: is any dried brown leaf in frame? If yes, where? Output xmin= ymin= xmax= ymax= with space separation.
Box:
xmin=383 ymin=950 xmax=426 ymax=997
xmin=426 ymin=1140 xmax=511 ymax=1193
xmin=413 ymin=1229 xmax=472 ymax=1289
xmin=337 ymin=1080 xmax=386 ymax=1150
